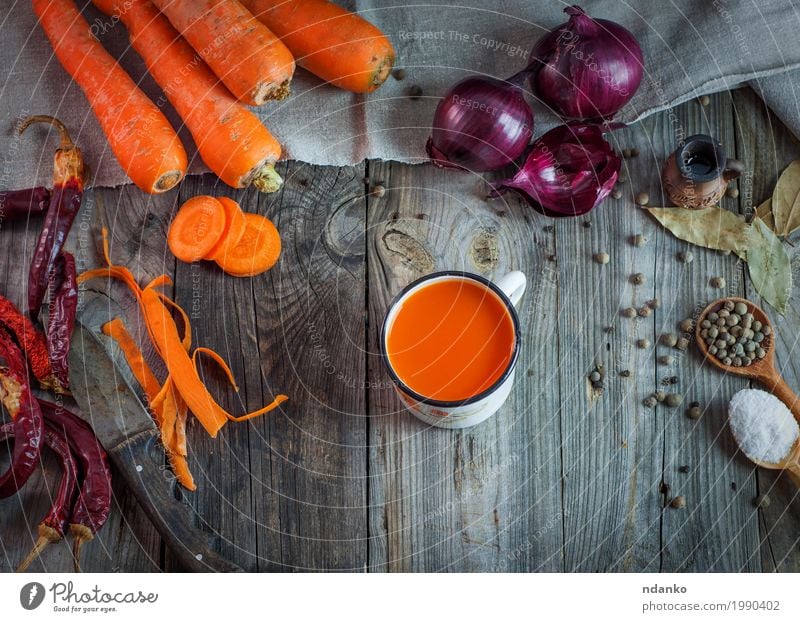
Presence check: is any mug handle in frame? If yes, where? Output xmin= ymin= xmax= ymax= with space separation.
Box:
xmin=723 ymin=158 xmax=745 ymax=181
xmin=496 ymin=271 xmax=526 ymax=307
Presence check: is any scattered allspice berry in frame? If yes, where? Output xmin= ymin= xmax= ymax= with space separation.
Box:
xmin=647 ymin=298 xmax=660 ymax=309
xmin=636 ymin=338 xmax=651 ymax=349
xmin=655 ymin=390 xmax=666 ymax=402
xmin=677 ymin=250 xmax=694 ymax=264
xmin=699 ymin=94 xmax=711 ymax=106
xmin=710 ymin=276 xmax=726 ymax=289
xmin=726 ymin=187 xmax=739 ymax=199
xmin=593 ymin=252 xmax=610 ymax=265
xmin=632 ymin=233 xmax=647 ymax=247
xmin=659 ymin=355 xmax=675 ymax=365
xmin=638 ymin=306 xmax=652 ymax=318
xmin=619 ymin=369 xmax=631 ymax=378
xmin=622 ymin=148 xmax=631 ymax=158
xmin=670 ymin=495 xmax=687 ymax=509
xmin=660 ymin=333 xmax=678 ymax=347
xmin=630 ymin=148 xmax=640 ymax=157
xmin=676 ymin=337 xmax=690 ymax=350
xmin=643 ymin=396 xmax=658 ymax=408
xmin=679 ymin=318 xmax=694 ymax=332
xmin=405 ymin=85 xmax=423 ymax=99
xmin=370 ymin=184 xmax=386 ymax=198
xmin=635 ymin=192 xmax=650 ymax=206
xmin=618 ymin=173 xmax=628 ymax=183
xmin=686 ymin=404 xmax=702 ymax=420
xmin=612 ymin=189 xmax=623 ymax=200
xmin=753 ymin=494 xmax=771 ymax=509
xmin=660 ymin=482 xmax=671 ymax=495
xmin=589 ymin=371 xmax=601 ymax=383
xmin=631 ymin=272 xmax=646 ymax=285
xmin=392 ymin=68 xmax=407 ymax=80
xmin=621 ymin=307 xmax=637 ymax=318
xmin=664 ymin=393 xmax=682 ymax=408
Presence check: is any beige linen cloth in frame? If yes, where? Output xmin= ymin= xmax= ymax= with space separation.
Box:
xmin=1 ymin=0 xmax=799 ymax=190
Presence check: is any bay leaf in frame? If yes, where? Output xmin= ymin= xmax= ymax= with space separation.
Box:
xmin=646 ymin=207 xmax=750 ymax=252
xmin=747 ymin=217 xmax=792 ymax=314
xmin=755 ymin=197 xmax=776 ymax=233
xmin=771 ymin=159 xmax=800 ymax=237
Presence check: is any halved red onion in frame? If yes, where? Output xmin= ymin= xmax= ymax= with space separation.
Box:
xmin=427 ymin=76 xmax=534 ymax=172
xmin=529 ymin=5 xmax=644 ymax=121
xmin=491 ymin=124 xmax=621 ymax=217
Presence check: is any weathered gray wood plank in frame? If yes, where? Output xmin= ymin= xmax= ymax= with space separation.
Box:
xmin=171 ymin=164 xmax=368 ymax=571
xmin=733 ymin=87 xmax=800 ymax=572
xmin=366 ymin=160 xmax=564 ymax=572
xmin=654 ymin=92 xmax=759 ymax=571
xmin=553 ymin=127 xmax=663 ymax=572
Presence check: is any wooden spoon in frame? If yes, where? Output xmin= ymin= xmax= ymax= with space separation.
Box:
xmin=746 ymin=436 xmax=800 ymax=488
xmin=696 ymin=297 xmax=800 ymax=422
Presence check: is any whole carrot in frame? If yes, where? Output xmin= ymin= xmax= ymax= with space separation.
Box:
xmin=31 ymin=0 xmax=187 ymax=193
xmin=91 ymin=0 xmax=283 ymax=192
xmin=240 ymin=0 xmax=395 ymax=93
xmin=150 ymin=0 xmax=296 ymax=106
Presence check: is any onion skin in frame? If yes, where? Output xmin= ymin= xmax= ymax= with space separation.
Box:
xmin=491 ymin=123 xmax=621 ymax=218
xmin=427 ymin=76 xmax=534 ymax=172
xmin=529 ymin=5 xmax=644 ymax=121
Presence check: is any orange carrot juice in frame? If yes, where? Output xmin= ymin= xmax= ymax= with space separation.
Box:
xmin=385 ymin=278 xmax=516 ymax=402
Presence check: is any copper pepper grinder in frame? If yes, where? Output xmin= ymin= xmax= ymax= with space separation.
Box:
xmin=661 ymin=134 xmax=744 ymax=209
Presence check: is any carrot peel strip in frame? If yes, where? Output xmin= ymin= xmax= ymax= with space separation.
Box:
xmin=192 ymin=347 xmax=239 ymax=392
xmin=102 ymin=318 xmax=161 ymax=402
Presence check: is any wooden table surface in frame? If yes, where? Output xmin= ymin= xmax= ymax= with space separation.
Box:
xmin=2 ymin=87 xmax=800 ymax=572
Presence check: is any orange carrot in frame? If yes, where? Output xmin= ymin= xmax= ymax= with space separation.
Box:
xmin=80 ymin=228 xmax=288 ymax=442
xmin=102 ymin=316 xmax=195 ymax=490
xmin=149 ymin=0 xmax=295 ymax=105
xmin=240 ymin=0 xmax=395 ymax=93
xmin=167 ymin=196 xmax=227 ymax=263
xmin=142 ymin=288 xmax=287 ymax=437
xmin=102 ymin=318 xmax=161 ymax=402
xmin=32 ymin=0 xmax=187 ymax=193
xmin=91 ymin=0 xmax=284 ymax=192
xmin=205 ymin=197 xmax=248 ymax=261
xmin=215 ymin=213 xmax=281 ymax=276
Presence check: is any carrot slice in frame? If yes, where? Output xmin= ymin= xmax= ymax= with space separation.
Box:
xmin=102 ymin=318 xmax=161 ymax=402
xmin=215 ymin=213 xmax=281 ymax=276
xmin=168 ymin=196 xmax=227 ymax=263
xmin=205 ymin=197 xmax=248 ymax=262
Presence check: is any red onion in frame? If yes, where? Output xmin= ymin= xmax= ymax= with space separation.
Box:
xmin=427 ymin=75 xmax=534 ymax=172
xmin=491 ymin=124 xmax=620 ymax=217
xmin=529 ymin=5 xmax=644 ymax=121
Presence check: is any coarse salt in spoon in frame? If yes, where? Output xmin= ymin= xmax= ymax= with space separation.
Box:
xmin=729 ymin=388 xmax=800 ymax=485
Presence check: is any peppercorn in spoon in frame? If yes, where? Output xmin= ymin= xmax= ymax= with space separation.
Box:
xmin=696 ymin=297 xmax=800 ymax=421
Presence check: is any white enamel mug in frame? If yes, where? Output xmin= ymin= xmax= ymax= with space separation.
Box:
xmin=380 ymin=270 xmax=526 ymax=429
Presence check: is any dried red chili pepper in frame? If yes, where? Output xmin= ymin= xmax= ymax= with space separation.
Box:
xmin=19 ymin=115 xmax=85 ymax=320
xmin=46 ymin=252 xmax=77 ymax=390
xmin=0 ymin=421 xmax=78 ymax=572
xmin=0 ymin=329 xmax=43 ymax=498
xmin=0 ymin=294 xmax=60 ymax=392
xmin=39 ymin=400 xmax=111 ymax=572
xmin=0 ymin=187 xmax=50 ymax=222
